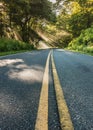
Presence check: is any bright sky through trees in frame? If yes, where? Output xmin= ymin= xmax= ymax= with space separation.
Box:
xmin=49 ymin=0 xmax=56 ymax=3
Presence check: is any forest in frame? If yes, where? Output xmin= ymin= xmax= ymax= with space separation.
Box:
xmin=0 ymin=0 xmax=93 ymax=54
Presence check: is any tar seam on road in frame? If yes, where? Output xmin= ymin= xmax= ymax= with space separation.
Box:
xmin=51 ymin=50 xmax=74 ymax=130
xmin=35 ymin=51 xmax=51 ymax=130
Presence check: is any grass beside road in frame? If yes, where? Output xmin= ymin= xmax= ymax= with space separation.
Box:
xmin=0 ymin=50 xmax=31 ymax=56
xmin=0 ymin=38 xmax=35 ymax=56
xmin=66 ymin=48 xmax=93 ymax=56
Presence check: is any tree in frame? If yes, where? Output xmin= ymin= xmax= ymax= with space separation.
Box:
xmin=56 ymin=0 xmax=93 ymax=37
xmin=0 ymin=1 xmax=8 ymax=37
xmin=2 ymin=0 xmax=54 ymax=42
xmin=68 ymin=0 xmax=93 ymax=36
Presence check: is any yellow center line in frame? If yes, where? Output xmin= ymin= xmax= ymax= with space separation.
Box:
xmin=51 ymin=50 xmax=74 ymax=130
xmin=35 ymin=51 xmax=51 ymax=130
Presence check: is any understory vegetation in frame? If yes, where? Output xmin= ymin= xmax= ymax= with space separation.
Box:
xmin=0 ymin=38 xmax=34 ymax=52
xmin=68 ymin=26 xmax=93 ymax=53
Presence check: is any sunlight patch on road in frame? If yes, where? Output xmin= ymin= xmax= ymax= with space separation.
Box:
xmin=0 ymin=58 xmax=45 ymax=83
xmin=8 ymin=65 xmax=44 ymax=83
xmin=0 ymin=59 xmax=23 ymax=67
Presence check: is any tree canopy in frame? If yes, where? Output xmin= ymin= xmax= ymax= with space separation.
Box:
xmin=56 ymin=0 xmax=93 ymax=36
xmin=0 ymin=0 xmax=55 ymax=42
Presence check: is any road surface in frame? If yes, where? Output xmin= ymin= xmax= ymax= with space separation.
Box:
xmin=0 ymin=49 xmax=93 ymax=130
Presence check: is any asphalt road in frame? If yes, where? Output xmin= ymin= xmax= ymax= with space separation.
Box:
xmin=0 ymin=50 xmax=49 ymax=130
xmin=0 ymin=50 xmax=61 ymax=130
xmin=0 ymin=49 xmax=93 ymax=130
xmin=54 ymin=49 xmax=93 ymax=130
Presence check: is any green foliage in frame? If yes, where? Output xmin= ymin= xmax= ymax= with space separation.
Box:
xmin=1 ymin=0 xmax=93 ymax=50
xmin=43 ymin=24 xmax=57 ymax=34
xmin=56 ymin=12 xmax=69 ymax=30
xmin=68 ymin=11 xmax=93 ymax=37
xmin=0 ymin=50 xmax=29 ymax=56
xmin=56 ymin=0 xmax=93 ymax=37
xmin=0 ymin=38 xmax=34 ymax=52
xmin=56 ymin=34 xmax=72 ymax=48
xmin=68 ymin=26 xmax=93 ymax=53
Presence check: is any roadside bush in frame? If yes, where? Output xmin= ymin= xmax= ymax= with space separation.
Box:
xmin=0 ymin=38 xmax=34 ymax=52
xmin=68 ymin=26 xmax=93 ymax=53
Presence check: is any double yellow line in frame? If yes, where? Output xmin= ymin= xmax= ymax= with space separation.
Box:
xmin=35 ymin=50 xmax=74 ymax=130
